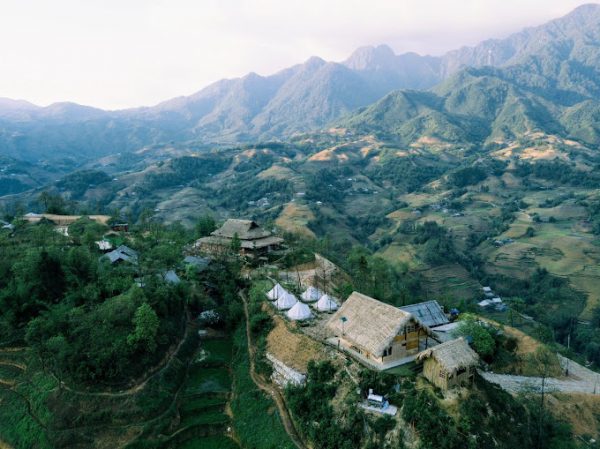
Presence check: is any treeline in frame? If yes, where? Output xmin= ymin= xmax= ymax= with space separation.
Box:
xmin=283 ymin=235 xmax=422 ymax=306
xmin=211 ymin=175 xmax=293 ymax=211
xmin=142 ymin=155 xmax=230 ymax=191
xmin=0 ymin=215 xmax=244 ymax=387
xmin=402 ymin=375 xmax=577 ymax=449
xmin=56 ymin=170 xmax=112 ymax=199
xmin=366 ymin=155 xmax=445 ymax=192
xmin=515 ymin=159 xmax=600 ymax=187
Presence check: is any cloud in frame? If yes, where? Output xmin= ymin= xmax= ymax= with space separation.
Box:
xmin=0 ymin=0 xmax=589 ymax=109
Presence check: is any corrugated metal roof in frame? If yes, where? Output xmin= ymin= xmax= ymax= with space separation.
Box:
xmin=399 ymin=300 xmax=449 ymax=328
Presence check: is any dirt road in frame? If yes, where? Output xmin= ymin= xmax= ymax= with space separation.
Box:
xmin=480 ymin=355 xmax=600 ymax=394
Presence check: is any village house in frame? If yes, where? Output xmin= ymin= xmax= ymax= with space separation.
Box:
xmin=417 ymin=337 xmax=479 ymax=391
xmin=102 ymin=245 xmax=139 ymax=265
xmin=326 ymin=292 xmax=432 ymax=370
xmin=196 ymin=219 xmax=283 ymax=259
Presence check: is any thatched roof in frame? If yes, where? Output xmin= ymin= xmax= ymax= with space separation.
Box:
xmin=198 ymin=234 xmax=284 ymax=249
xmin=417 ymin=338 xmax=479 ymax=373
xmin=212 ymin=219 xmax=272 ymax=240
xmin=327 ymin=292 xmax=427 ymax=357
xmin=400 ymin=300 xmax=449 ymax=328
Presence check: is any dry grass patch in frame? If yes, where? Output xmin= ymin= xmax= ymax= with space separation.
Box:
xmin=258 ymin=165 xmax=297 ymax=181
xmin=266 ymin=315 xmax=327 ymax=372
xmin=548 ymin=393 xmax=600 ymax=438
xmin=275 ymin=203 xmax=316 ymax=238
xmin=386 ymin=209 xmax=414 ymax=220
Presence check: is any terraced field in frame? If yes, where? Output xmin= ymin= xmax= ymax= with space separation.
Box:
xmin=163 ymin=337 xmax=239 ymax=449
xmin=0 ymin=347 xmax=53 ymax=449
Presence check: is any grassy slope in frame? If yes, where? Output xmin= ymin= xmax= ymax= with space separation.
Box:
xmin=230 ymin=326 xmax=295 ymax=449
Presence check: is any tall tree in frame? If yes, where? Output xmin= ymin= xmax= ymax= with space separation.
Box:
xmin=128 ymin=303 xmax=159 ymax=352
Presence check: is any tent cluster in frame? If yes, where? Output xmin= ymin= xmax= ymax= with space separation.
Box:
xmin=265 ymin=283 xmax=340 ymax=321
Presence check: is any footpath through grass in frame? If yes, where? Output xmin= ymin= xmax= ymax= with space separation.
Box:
xmin=230 ymin=325 xmax=296 ymax=449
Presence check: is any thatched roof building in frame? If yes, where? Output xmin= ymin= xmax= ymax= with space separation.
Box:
xmin=196 ymin=219 xmax=283 ymax=258
xmin=327 ymin=292 xmax=430 ymax=369
xmin=417 ymin=337 xmax=479 ymax=390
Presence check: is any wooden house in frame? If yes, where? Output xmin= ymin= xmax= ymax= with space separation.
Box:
xmin=417 ymin=338 xmax=479 ymax=390
xmin=327 ymin=292 xmax=431 ymax=369
xmin=196 ymin=219 xmax=283 ymax=259
xmin=102 ymin=245 xmax=138 ymax=265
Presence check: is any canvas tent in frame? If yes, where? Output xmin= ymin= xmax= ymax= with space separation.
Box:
xmin=301 ymin=286 xmax=324 ymax=302
xmin=273 ymin=292 xmax=298 ymax=310
xmin=266 ymin=283 xmax=289 ymax=301
xmin=286 ymin=302 xmax=313 ymax=321
xmin=313 ymin=294 xmax=339 ymax=312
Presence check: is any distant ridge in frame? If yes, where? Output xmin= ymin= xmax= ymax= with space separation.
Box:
xmin=0 ymin=3 xmax=598 ymax=162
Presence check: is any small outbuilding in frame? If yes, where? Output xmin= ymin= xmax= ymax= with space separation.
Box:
xmin=95 ymin=240 xmax=113 ymax=252
xmin=103 ymin=245 xmax=138 ymax=265
xmin=161 ymin=270 xmax=181 ymax=284
xmin=417 ymin=337 xmax=479 ymax=391
xmin=183 ymin=255 xmax=211 ymax=272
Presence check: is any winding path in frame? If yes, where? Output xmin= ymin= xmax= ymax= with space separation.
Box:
xmin=59 ymin=320 xmax=191 ymax=398
xmin=239 ymin=292 xmax=308 ymax=449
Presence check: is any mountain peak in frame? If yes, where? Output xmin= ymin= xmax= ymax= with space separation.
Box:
xmin=304 ymin=56 xmax=327 ymax=70
xmin=568 ymin=3 xmax=600 ymax=15
xmin=343 ymin=44 xmax=397 ymax=71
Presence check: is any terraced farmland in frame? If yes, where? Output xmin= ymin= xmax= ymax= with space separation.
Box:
xmin=161 ymin=337 xmax=239 ymax=449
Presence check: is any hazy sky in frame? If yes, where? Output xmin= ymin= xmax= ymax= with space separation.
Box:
xmin=0 ymin=0 xmax=591 ymax=109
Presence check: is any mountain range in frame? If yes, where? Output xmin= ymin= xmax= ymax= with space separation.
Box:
xmin=0 ymin=3 xmax=599 ymax=163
